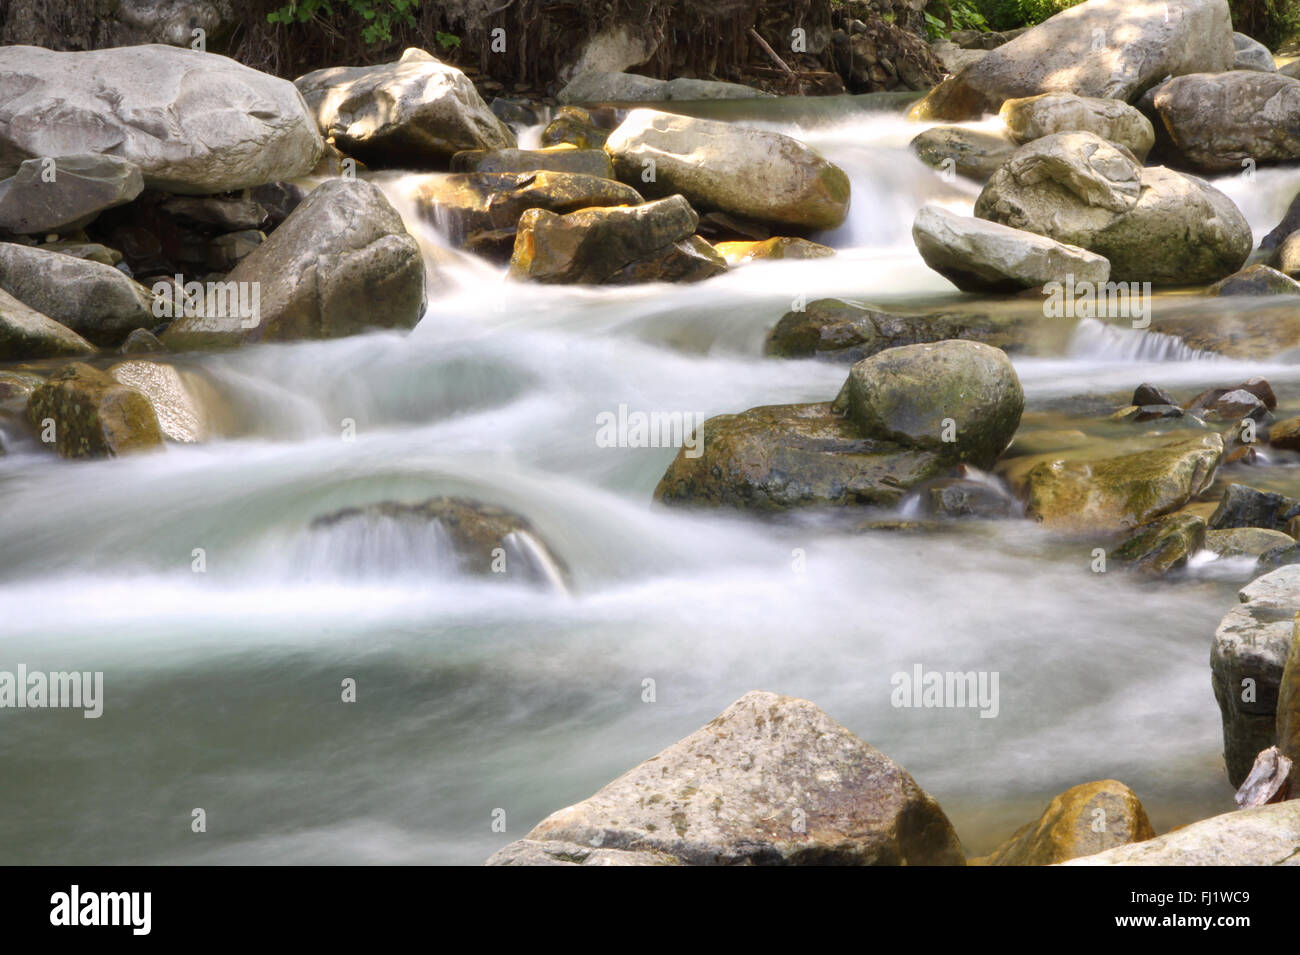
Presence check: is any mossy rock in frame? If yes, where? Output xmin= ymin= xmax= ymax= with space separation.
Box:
xmin=1113 ymin=512 xmax=1206 ymax=575
xmin=26 ymin=361 xmax=162 ymax=458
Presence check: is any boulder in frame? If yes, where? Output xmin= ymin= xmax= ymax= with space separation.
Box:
xmin=764 ymin=299 xmax=1033 ymax=363
xmin=908 ymin=125 xmax=1018 ymax=181
xmin=911 ymin=0 xmax=1234 ymax=121
xmin=834 ymin=340 xmax=1024 ymax=467
xmin=508 ymin=195 xmax=725 ymax=285
xmin=162 ymin=179 xmax=424 ymax=349
xmin=930 ymin=40 xmax=988 ymax=75
xmin=713 ymin=237 xmax=835 ymax=266
xmin=1113 ymin=512 xmax=1206 ymax=575
xmin=1233 ymin=32 xmax=1277 ymax=72
xmin=557 ymin=71 xmax=767 ymax=104
xmin=1280 ymin=624 xmax=1300 ymax=789
xmin=449 ymin=147 xmax=613 ymax=178
xmin=984 ymin=780 xmax=1155 ymax=865
xmin=414 ymin=171 xmax=642 ymax=251
xmin=1132 ymin=383 xmax=1176 ymax=406
xmin=1269 ymin=417 xmax=1300 ymax=452
xmin=0 ymin=243 xmax=155 ymax=346
xmin=1186 ymin=377 xmax=1276 ymax=412
xmin=654 ymin=401 xmax=952 ymax=511
xmin=486 ymin=691 xmax=965 ymax=866
xmin=1208 ymin=264 xmax=1300 ymax=296
xmin=1006 ymin=433 xmax=1224 ymax=532
xmin=1210 ymin=564 xmax=1300 ymax=785
xmin=1274 ymin=231 xmax=1300 ymax=277
xmin=1062 ymin=801 xmax=1300 ymax=865
xmin=974 ymin=132 xmax=1251 ymax=284
xmin=1205 ymin=528 xmax=1296 ymax=559
xmin=0 ymin=44 xmax=322 ymax=193
xmin=1263 ymin=192 xmax=1300 ymax=250
xmin=25 ymin=361 xmax=163 ymax=458
xmin=604 ymin=109 xmax=851 ymax=232
xmin=1153 ymin=71 xmax=1300 ymax=172
xmin=107 ymin=360 xmax=208 ymax=443
xmin=294 ymin=48 xmax=514 ymax=167
xmin=158 ymin=196 xmax=267 ymax=232
xmin=0 ymin=155 xmax=142 ymax=235
xmin=999 ymin=92 xmax=1156 ymax=160
xmin=1208 ymin=483 xmax=1300 ymax=532
xmin=308 ymin=496 xmax=568 ymax=591
xmin=539 ymin=106 xmax=609 ymax=150
xmin=912 ymin=205 xmax=1109 ymax=293
xmin=0 ymin=287 xmax=95 ymax=360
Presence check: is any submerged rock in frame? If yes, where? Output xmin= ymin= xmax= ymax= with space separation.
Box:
xmin=983 ymin=780 xmax=1154 ymax=865
xmin=713 ymin=237 xmax=834 ymax=266
xmin=604 ymin=109 xmax=850 ymax=232
xmin=908 ymin=125 xmax=1018 ymax=181
xmin=912 ymin=204 xmax=1109 ymax=293
xmin=294 ymin=48 xmax=514 ymax=167
xmin=162 ymin=179 xmax=425 ymax=349
xmin=1113 ymin=512 xmax=1206 ymax=575
xmin=486 ymin=690 xmax=965 ymax=866
xmin=764 ymin=298 xmax=1032 ymax=362
xmin=1208 ymin=264 xmax=1300 ymax=296
xmin=655 ymin=400 xmax=951 ymax=511
xmin=309 ymin=496 xmax=569 ymax=592
xmin=449 ymin=146 xmax=613 ymax=178
xmin=26 ymin=361 xmax=163 ymax=458
xmin=911 ymin=0 xmax=1233 ymax=121
xmin=659 ymin=340 xmax=1023 ymax=511
xmin=1211 ymin=565 xmax=1300 ymax=786
xmin=1006 ymin=433 xmax=1224 ymax=532
xmin=0 ymin=44 xmax=322 ymax=193
xmin=1062 ymin=801 xmax=1300 ymax=865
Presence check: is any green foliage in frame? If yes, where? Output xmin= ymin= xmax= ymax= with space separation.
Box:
xmin=434 ymin=30 xmax=461 ymax=51
xmin=267 ymin=0 xmax=422 ymax=45
xmin=974 ymin=0 xmax=1082 ymax=31
xmin=925 ymin=0 xmax=991 ymax=39
xmin=1229 ymin=0 xmax=1300 ymax=49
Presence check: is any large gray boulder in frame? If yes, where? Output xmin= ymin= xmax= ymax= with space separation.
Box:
xmin=1062 ymin=801 xmax=1300 ymax=865
xmin=0 ymin=155 xmax=143 ymax=234
xmin=999 ymin=92 xmax=1156 ymax=160
xmin=974 ymin=132 xmax=1251 ymax=284
xmin=912 ymin=204 xmax=1110 ymax=292
xmin=604 ymin=109 xmax=850 ymax=231
xmin=834 ymin=339 xmax=1024 ymax=468
xmin=486 ymin=691 xmax=965 ymax=866
xmin=1152 ymin=71 xmax=1300 ymax=172
xmin=295 ymin=48 xmax=514 ymax=167
xmin=912 ymin=0 xmax=1234 ymax=120
xmin=0 ymin=44 xmax=322 ymax=193
xmin=0 ymin=243 xmax=155 ymax=346
xmin=162 ymin=179 xmax=424 ymax=349
xmin=0 ymin=287 xmax=94 ymax=360
xmin=1211 ymin=564 xmax=1300 ymax=787
xmin=1233 ymin=32 xmax=1276 ymax=72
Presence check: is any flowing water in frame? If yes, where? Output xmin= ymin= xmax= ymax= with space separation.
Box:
xmin=4 ymin=102 xmax=1300 ymax=864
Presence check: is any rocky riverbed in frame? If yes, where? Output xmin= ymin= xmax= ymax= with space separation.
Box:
xmin=1 ymin=0 xmax=1299 ymax=866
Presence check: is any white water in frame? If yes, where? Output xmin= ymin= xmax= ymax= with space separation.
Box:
xmin=3 ymin=107 xmax=1300 ymax=864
